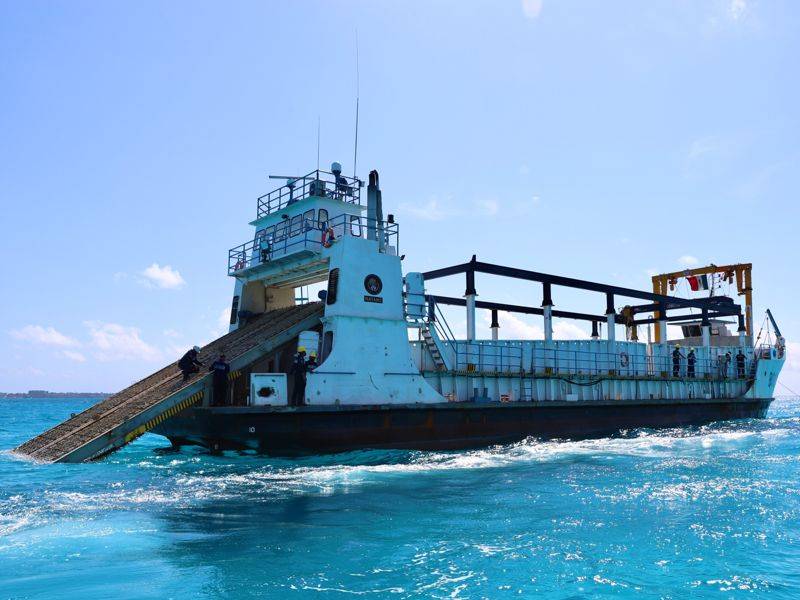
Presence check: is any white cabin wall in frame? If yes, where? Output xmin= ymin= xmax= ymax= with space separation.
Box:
xmin=305 ymin=235 xmax=443 ymax=405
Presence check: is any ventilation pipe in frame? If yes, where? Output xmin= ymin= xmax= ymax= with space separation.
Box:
xmin=368 ymin=170 xmax=386 ymax=251
xmin=367 ymin=171 xmax=378 ymax=242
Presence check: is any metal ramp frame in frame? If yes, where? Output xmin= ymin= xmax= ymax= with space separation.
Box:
xmin=13 ymin=302 xmax=323 ymax=463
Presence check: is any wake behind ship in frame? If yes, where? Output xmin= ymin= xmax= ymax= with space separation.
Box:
xmin=14 ymin=163 xmax=786 ymax=462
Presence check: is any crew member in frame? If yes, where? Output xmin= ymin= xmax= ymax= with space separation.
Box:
xmin=724 ymin=351 xmax=732 ymax=378
xmin=687 ymin=348 xmax=696 ymax=378
xmin=209 ymin=353 xmax=231 ymax=406
xmin=672 ymin=345 xmax=683 ymax=377
xmin=736 ymin=349 xmax=746 ymax=378
xmin=307 ymin=351 xmax=318 ymax=370
xmin=178 ymin=346 xmax=202 ymax=382
xmin=260 ymin=235 xmax=272 ymax=263
xmin=290 ymin=346 xmax=308 ymax=406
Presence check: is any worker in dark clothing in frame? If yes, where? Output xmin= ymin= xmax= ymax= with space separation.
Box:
xmin=736 ymin=349 xmax=746 ymax=378
xmin=307 ymin=351 xmax=318 ymax=370
xmin=290 ymin=347 xmax=308 ymax=407
xmin=178 ymin=346 xmax=202 ymax=382
xmin=209 ymin=353 xmax=230 ymax=406
xmin=687 ymin=349 xmax=696 ymax=378
xmin=672 ymin=345 xmax=683 ymax=377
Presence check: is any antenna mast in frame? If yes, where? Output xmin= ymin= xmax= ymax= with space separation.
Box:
xmin=316 ymin=116 xmax=321 ymax=171
xmin=353 ymin=30 xmax=360 ymax=179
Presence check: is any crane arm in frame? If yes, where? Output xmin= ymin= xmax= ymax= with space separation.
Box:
xmin=766 ymin=309 xmax=783 ymax=339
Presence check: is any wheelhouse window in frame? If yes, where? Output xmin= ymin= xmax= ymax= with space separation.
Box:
xmin=290 ymin=214 xmax=303 ymax=236
xmin=274 ymin=221 xmax=288 ymax=241
xmin=350 ymin=215 xmax=362 ymax=237
xmin=318 ymin=209 xmax=329 ymax=228
xmin=303 ymin=209 xmax=315 ymax=231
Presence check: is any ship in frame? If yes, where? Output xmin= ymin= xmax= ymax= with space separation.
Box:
xmin=13 ymin=162 xmax=786 ymax=462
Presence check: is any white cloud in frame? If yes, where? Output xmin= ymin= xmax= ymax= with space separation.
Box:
xmin=554 ymin=320 xmax=590 ymax=340
xmin=140 ymin=263 xmax=186 ymax=290
xmin=521 ymin=0 xmax=543 ymax=19
xmin=163 ymin=328 xmax=182 ymax=338
xmin=483 ymin=312 xmax=589 ymax=340
xmin=474 ymin=198 xmax=499 ymax=216
xmin=399 ymin=197 xmax=452 ymax=221
xmin=687 ymin=136 xmax=723 ymax=161
xmin=494 ymin=312 xmax=543 ymax=339
xmin=678 ymin=255 xmax=699 ymax=267
xmin=84 ymin=321 xmax=161 ymax=362
xmin=62 ymin=350 xmax=87 ymax=362
xmin=10 ymin=325 xmax=80 ymax=347
xmin=729 ymin=0 xmax=747 ymax=21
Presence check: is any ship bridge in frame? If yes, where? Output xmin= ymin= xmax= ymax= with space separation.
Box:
xmin=228 ymin=168 xmax=365 ymax=287
xmin=226 ymin=164 xmax=398 ymax=332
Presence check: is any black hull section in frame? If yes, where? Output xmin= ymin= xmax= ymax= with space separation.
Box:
xmin=152 ymin=398 xmax=773 ymax=456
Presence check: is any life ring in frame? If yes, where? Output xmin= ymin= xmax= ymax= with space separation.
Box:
xmin=619 ymin=351 xmax=630 ymax=368
xmin=321 ymin=227 xmax=336 ymax=248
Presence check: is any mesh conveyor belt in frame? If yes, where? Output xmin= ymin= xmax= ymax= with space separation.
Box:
xmin=14 ymin=303 xmax=323 ymax=463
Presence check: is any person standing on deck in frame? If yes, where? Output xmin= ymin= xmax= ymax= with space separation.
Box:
xmin=724 ymin=351 xmax=732 ymax=378
xmin=736 ymin=349 xmax=746 ymax=378
xmin=209 ymin=353 xmax=231 ymax=406
xmin=259 ymin=235 xmax=272 ymax=264
xmin=178 ymin=346 xmax=202 ymax=382
xmin=687 ymin=349 xmax=696 ymax=378
xmin=290 ymin=347 xmax=308 ymax=406
xmin=672 ymin=345 xmax=684 ymax=377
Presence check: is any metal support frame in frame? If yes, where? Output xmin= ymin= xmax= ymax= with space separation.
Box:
xmin=423 ymin=258 xmax=743 ymax=339
xmin=651 ymin=262 xmax=753 ymax=340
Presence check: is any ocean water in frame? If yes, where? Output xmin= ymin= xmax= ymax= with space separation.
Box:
xmin=1 ymin=398 xmax=800 ymax=599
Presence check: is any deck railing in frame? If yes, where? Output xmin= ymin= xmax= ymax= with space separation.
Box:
xmin=444 ymin=343 xmax=755 ymax=381
xmin=228 ymin=214 xmax=399 ymax=275
xmin=256 ymin=170 xmax=362 ymax=219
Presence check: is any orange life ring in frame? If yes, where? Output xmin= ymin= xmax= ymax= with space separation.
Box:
xmin=321 ymin=227 xmax=335 ymax=248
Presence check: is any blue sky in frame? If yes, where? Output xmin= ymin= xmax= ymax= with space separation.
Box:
xmin=1 ymin=0 xmax=798 ymax=393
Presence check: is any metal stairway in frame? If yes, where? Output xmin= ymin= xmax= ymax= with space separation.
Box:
xmin=13 ymin=302 xmax=323 ymax=463
xmin=421 ymin=326 xmax=447 ymax=371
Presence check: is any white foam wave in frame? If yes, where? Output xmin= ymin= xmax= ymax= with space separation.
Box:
xmin=2 ymin=420 xmax=795 ymax=539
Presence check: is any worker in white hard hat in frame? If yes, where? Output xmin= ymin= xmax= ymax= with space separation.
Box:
xmin=290 ymin=346 xmax=308 ymax=406
xmin=178 ymin=346 xmax=203 ymax=382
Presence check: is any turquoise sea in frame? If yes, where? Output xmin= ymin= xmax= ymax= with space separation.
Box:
xmin=1 ymin=397 xmax=800 ymax=599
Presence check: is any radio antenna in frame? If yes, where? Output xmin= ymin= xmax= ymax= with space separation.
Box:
xmin=353 ymin=30 xmax=360 ymax=179
xmin=316 ymin=116 xmax=321 ymax=171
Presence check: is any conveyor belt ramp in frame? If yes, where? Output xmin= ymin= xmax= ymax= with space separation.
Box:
xmin=13 ymin=303 xmax=323 ymax=463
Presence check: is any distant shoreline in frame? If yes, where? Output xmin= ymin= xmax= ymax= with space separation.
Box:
xmin=0 ymin=392 xmax=110 ymax=399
